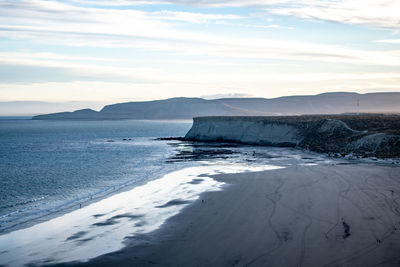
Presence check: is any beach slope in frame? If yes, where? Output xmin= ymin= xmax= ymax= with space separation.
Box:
xmin=77 ymin=164 xmax=400 ymax=267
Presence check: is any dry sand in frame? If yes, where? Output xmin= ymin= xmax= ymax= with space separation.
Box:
xmin=71 ymin=164 xmax=400 ymax=267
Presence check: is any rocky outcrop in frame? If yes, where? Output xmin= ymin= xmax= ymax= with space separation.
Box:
xmin=184 ymin=116 xmax=400 ymax=158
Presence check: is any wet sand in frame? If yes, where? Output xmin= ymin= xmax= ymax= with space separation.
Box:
xmin=69 ymin=164 xmax=400 ymax=267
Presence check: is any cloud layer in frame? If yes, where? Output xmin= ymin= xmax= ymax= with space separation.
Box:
xmin=0 ymin=0 xmax=399 ymax=102
xmin=1 ymin=0 xmax=399 ymax=65
xmin=66 ymin=0 xmax=400 ymax=31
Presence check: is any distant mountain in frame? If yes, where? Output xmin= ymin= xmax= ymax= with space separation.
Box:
xmin=32 ymin=92 xmax=400 ymax=120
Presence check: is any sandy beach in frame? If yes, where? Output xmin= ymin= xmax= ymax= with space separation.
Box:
xmin=63 ymin=163 xmax=400 ymax=267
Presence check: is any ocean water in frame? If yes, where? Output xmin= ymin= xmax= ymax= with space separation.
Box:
xmin=0 ymin=118 xmax=343 ymax=266
xmin=0 ymin=119 xmax=192 ymax=232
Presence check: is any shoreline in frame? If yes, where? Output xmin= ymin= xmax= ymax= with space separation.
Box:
xmin=76 ymin=163 xmax=400 ymax=267
xmin=0 ymin=154 xmax=190 ymax=236
xmin=0 ymin=162 xmax=281 ymax=266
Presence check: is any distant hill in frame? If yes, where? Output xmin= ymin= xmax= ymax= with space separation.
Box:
xmin=32 ymin=92 xmax=400 ymax=120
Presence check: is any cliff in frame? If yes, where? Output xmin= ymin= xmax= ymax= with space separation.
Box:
xmin=32 ymin=92 xmax=400 ymax=120
xmin=184 ymin=115 xmax=400 ymax=158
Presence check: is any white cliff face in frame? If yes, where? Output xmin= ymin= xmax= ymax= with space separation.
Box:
xmin=184 ymin=116 xmax=400 ymax=158
xmin=185 ymin=117 xmax=301 ymax=146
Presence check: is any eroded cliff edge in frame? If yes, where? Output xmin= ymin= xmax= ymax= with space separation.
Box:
xmin=184 ymin=115 xmax=400 ymax=158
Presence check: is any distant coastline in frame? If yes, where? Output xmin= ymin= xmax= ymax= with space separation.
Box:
xmin=31 ymin=92 xmax=400 ymax=120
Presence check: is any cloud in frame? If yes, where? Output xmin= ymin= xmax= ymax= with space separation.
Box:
xmin=1 ymin=75 xmax=399 ymax=102
xmin=68 ymin=0 xmax=292 ymax=7
xmin=374 ymin=39 xmax=400 ymax=44
xmin=0 ymin=52 xmax=119 ymax=62
xmin=0 ymin=0 xmax=243 ymax=26
xmin=217 ymin=21 xmax=294 ymax=30
xmin=2 ymin=26 xmax=400 ymax=66
xmin=81 ymin=0 xmax=400 ymax=31
xmin=0 ymin=51 xmax=166 ymax=84
xmin=201 ymin=93 xmax=253 ymax=99
xmin=268 ymin=0 xmax=400 ymax=32
xmin=2 ymin=51 xmax=400 ymax=85
xmin=0 ymin=1 xmax=399 ymax=66
xmin=151 ymin=10 xmax=244 ymax=23
xmin=68 ymin=0 xmax=167 ymax=6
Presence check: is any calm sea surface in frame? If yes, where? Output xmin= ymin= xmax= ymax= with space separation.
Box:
xmin=0 ymin=119 xmax=192 ymax=231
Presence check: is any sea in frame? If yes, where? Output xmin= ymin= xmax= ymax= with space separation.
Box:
xmin=0 ymin=118 xmax=357 ymax=266
xmin=0 ymin=119 xmax=194 ymax=231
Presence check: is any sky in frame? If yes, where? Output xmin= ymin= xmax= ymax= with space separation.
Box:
xmin=0 ymin=0 xmax=400 ymax=113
